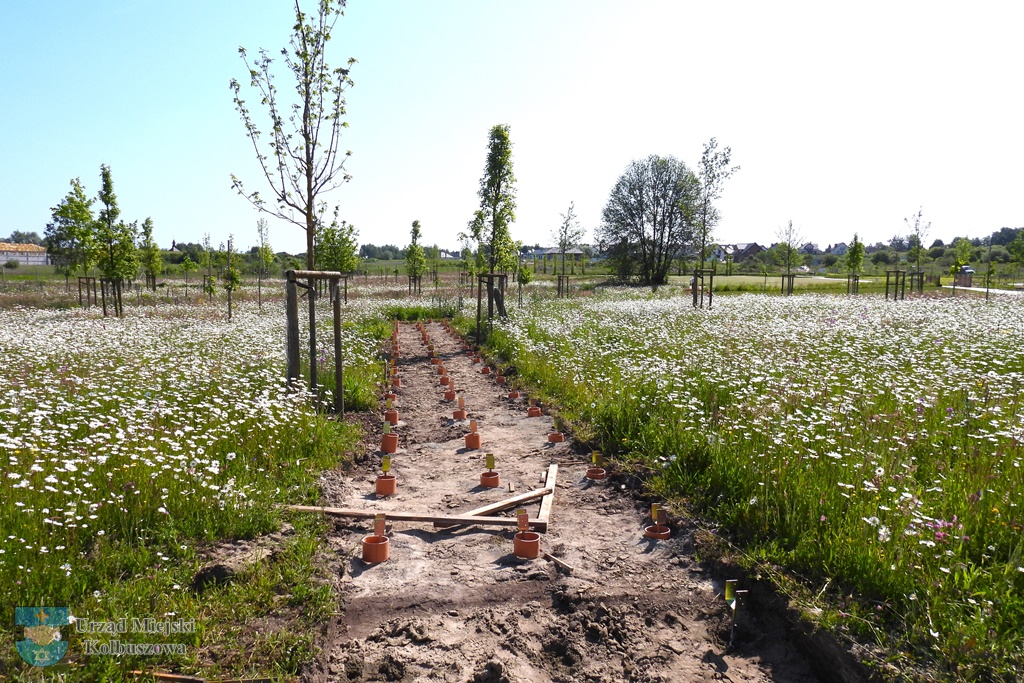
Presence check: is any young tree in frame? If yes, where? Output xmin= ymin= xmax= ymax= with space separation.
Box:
xmin=255 ymin=218 xmax=276 ymax=310
xmin=181 ymin=255 xmax=198 ymax=298
xmin=405 ymin=219 xmax=426 ymax=292
xmin=846 ymin=233 xmax=865 ymax=275
xmin=94 ymin=165 xmax=138 ymax=316
xmin=138 ymin=217 xmax=161 ymax=291
xmin=1008 ymin=231 xmax=1024 ymax=280
xmin=951 ymin=237 xmax=973 ymax=274
xmin=222 ymin=234 xmax=241 ymax=320
xmin=552 ymin=201 xmax=584 ymax=275
xmin=45 ymin=177 xmax=96 ymax=291
xmin=316 ymin=211 xmax=359 ymax=273
xmin=598 ymin=155 xmax=699 ymax=287
xmin=775 ymin=220 xmax=804 ymax=275
xmin=469 ymin=124 xmax=518 ymax=274
xmin=201 ymin=233 xmax=215 ymax=300
xmin=905 ymin=207 xmax=931 ymax=273
xmin=694 ymin=138 xmax=739 ymax=269
xmin=230 ymin=0 xmax=356 ymax=271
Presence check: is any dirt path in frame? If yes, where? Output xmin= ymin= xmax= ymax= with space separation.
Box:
xmin=307 ymin=321 xmax=825 ymax=683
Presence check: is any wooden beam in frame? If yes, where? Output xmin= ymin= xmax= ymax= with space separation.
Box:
xmin=542 ymin=552 xmax=574 ymax=575
xmin=537 ymin=464 xmax=558 ymax=524
xmin=434 ymin=486 xmax=552 ymax=528
xmin=284 ymin=505 xmax=546 ymax=532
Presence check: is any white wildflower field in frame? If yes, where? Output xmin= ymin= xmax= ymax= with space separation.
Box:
xmin=489 ymin=290 xmax=1024 ymax=675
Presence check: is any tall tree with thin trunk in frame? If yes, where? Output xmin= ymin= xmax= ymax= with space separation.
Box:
xmin=223 ymin=234 xmax=241 ymax=320
xmin=695 ymin=138 xmax=739 ymax=269
xmin=256 ymin=218 xmax=273 ymax=311
xmin=775 ymin=220 xmax=803 ymax=275
xmin=405 ymin=220 xmax=426 ymax=281
xmin=470 ymin=124 xmax=518 ymax=274
xmin=230 ymin=0 xmax=356 ymax=271
xmin=905 ymin=207 xmax=931 ymax=273
xmin=45 ymin=177 xmax=96 ymax=292
xmin=94 ymin=165 xmax=138 ymax=316
xmin=846 ymin=233 xmax=865 ymax=276
xmin=552 ymin=201 xmax=584 ymax=275
xmin=138 ymin=217 xmax=161 ymax=291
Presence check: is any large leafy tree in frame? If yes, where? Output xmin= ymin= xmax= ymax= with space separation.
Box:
xmin=469 ymin=124 xmax=518 ymax=274
xmin=6 ymin=230 xmax=44 ymax=245
xmin=405 ymin=220 xmax=426 ymax=279
xmin=230 ymin=0 xmax=356 ymax=270
xmin=598 ymin=155 xmax=699 ymax=287
xmin=1009 ymin=231 xmax=1024 ymax=279
xmin=694 ymin=138 xmax=739 ymax=269
xmin=94 ymin=165 xmax=138 ymax=316
xmin=138 ymin=217 xmax=162 ymax=291
xmin=552 ymin=201 xmax=584 ymax=275
xmin=45 ymin=177 xmax=96 ymax=289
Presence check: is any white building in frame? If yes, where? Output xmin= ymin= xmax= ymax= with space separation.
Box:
xmin=0 ymin=242 xmax=49 ymax=266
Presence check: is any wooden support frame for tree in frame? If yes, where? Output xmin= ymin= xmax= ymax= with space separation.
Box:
xmin=285 ymin=269 xmax=347 ymax=415
xmin=885 ymin=269 xmax=907 ymax=301
xmin=285 ymin=505 xmax=548 ymax=533
xmin=98 ymin=278 xmax=124 ymax=317
xmin=408 ymin=274 xmax=423 ymax=295
xmin=780 ymin=273 xmax=796 ymax=297
xmin=475 ymin=273 xmax=508 ymax=342
xmin=692 ymin=268 xmax=716 ymax=308
xmin=908 ymin=271 xmax=924 ymax=295
xmin=78 ymin=276 xmax=98 ymax=308
xmin=846 ymin=272 xmax=860 ymax=295
xmin=556 ymin=274 xmax=571 ymax=298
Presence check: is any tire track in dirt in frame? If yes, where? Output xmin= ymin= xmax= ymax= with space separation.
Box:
xmin=307 ymin=321 xmax=825 ymax=683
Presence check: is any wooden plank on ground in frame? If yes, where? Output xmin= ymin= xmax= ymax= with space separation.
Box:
xmin=537 ymin=464 xmax=558 ymax=525
xmin=434 ymin=486 xmax=552 ymax=528
xmin=284 ymin=505 xmax=546 ymax=532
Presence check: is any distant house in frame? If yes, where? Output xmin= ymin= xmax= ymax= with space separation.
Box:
xmin=830 ymin=243 xmax=848 ymax=256
xmin=711 ymin=243 xmax=764 ymax=263
xmin=0 ymin=242 xmax=48 ymax=266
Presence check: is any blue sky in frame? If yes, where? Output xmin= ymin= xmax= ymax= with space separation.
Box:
xmin=2 ymin=1 xmax=1022 ymax=254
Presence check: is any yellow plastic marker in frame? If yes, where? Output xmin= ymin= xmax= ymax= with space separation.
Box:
xmin=374 ymin=513 xmax=386 ymax=537
xmin=382 ymin=455 xmax=391 ymax=473
xmin=592 ymin=451 xmax=604 ymax=466
xmin=485 ymin=453 xmax=495 ymax=471
xmin=725 ymin=579 xmax=737 ymax=612
xmin=517 ymin=508 xmax=529 ymax=531
xmin=383 ymin=422 xmax=391 ymax=435
xmin=651 ymin=503 xmax=659 ymax=522
xmin=386 ymin=397 xmax=393 ymax=410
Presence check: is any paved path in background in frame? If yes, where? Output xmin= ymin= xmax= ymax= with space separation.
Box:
xmin=941 ymin=285 xmax=1024 ymax=297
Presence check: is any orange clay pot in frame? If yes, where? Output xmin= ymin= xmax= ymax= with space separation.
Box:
xmin=495 ymin=374 xmax=506 ymax=384
xmin=481 ymin=366 xmax=491 ymax=375
xmin=480 ymin=471 xmax=500 ymax=488
xmin=507 ymin=390 xmax=520 ymax=399
xmin=440 ymin=375 xmax=451 ymax=386
xmin=384 ymin=392 xmax=397 ymax=403
xmin=513 ymin=531 xmax=540 ymax=559
xmin=465 ymin=432 xmax=482 ymax=449
xmin=375 ymin=474 xmax=397 ymax=496
xmin=444 ymin=389 xmax=457 ymax=401
xmin=384 ymin=409 xmax=399 ymax=426
xmin=392 ymin=377 xmax=402 ymax=388
xmin=436 ymin=365 xmax=446 ymax=375
xmin=430 ymin=357 xmax=442 ymax=365
xmin=585 ymin=467 xmax=607 ymax=481
xmin=547 ymin=432 xmax=565 ymax=443
xmin=381 ymin=433 xmax=398 ymax=454
xmin=362 ymin=535 xmax=390 ymax=563
xmin=453 ymin=409 xmax=468 ymax=420
xmin=643 ymin=524 xmax=671 ymax=540
xmin=527 ymin=406 xmax=543 ymax=418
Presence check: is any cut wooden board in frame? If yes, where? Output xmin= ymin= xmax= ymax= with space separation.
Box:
xmin=537 ymin=464 xmax=558 ymax=525
xmin=284 ymin=505 xmax=547 ymax=533
xmin=434 ymin=486 xmax=552 ymax=528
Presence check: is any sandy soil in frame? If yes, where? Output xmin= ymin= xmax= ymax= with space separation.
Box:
xmin=304 ymin=321 xmax=825 ymax=683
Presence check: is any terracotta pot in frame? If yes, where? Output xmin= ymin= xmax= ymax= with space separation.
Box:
xmin=585 ymin=467 xmax=607 ymax=481
xmin=375 ymin=474 xmax=397 ymax=496
xmin=444 ymin=389 xmax=457 ymax=401
xmin=381 ymin=432 xmax=398 ymax=454
xmin=527 ymin=406 xmax=543 ymax=418
xmin=473 ymin=355 xmax=482 ymax=364
xmin=495 ymin=375 xmax=506 ymax=384
xmin=547 ymin=432 xmax=565 ymax=443
xmin=453 ymin=409 xmax=468 ymax=420
xmin=643 ymin=524 xmax=671 ymax=540
xmin=436 ymin=365 xmax=446 ymax=375
xmin=481 ymin=366 xmax=491 ymax=375
xmin=362 ymin=534 xmax=390 ymax=563
xmin=384 ymin=392 xmax=397 ymax=403
xmin=430 ymin=357 xmax=441 ymax=365
xmin=384 ymin=409 xmax=399 ymax=426
xmin=480 ymin=471 xmax=500 ymax=488
xmin=465 ymin=432 xmax=482 ymax=449
xmin=391 ymin=377 xmax=402 ymax=388
xmin=440 ymin=375 xmax=451 ymax=386
xmin=513 ymin=531 xmax=540 ymax=559
xmin=507 ymin=390 xmax=520 ymax=399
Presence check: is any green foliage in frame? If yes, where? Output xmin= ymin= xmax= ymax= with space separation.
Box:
xmin=695 ymin=138 xmax=739 ymax=267
xmin=845 ymin=233 xmax=864 ymax=275
xmin=598 ymin=155 xmax=700 ymax=287
xmin=470 ymin=124 xmax=518 ymax=274
xmin=4 ymin=230 xmax=44 ymax=245
xmin=905 ymin=208 xmax=931 ymax=272
xmin=94 ymin=165 xmax=139 ymax=283
xmin=552 ymin=201 xmax=584 ymax=275
xmin=405 ymin=219 xmax=426 ymax=278
xmin=517 ymin=264 xmax=533 ymax=287
xmin=1007 ymin=231 xmax=1024 ymax=271
xmin=316 ymin=211 xmax=360 ymax=273
xmin=4 ymin=260 xmax=19 ymax=270
xmin=774 ymin=220 xmax=803 ymax=274
xmin=139 ymin=217 xmax=162 ymax=288
xmin=45 ymin=178 xmax=96 ymax=279
xmin=230 ymin=0 xmax=356 ymax=269
xmin=256 ymin=217 xmax=276 ymax=276
xmin=222 ymin=235 xmax=241 ymax=293
xmin=950 ymin=237 xmax=973 ymax=274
